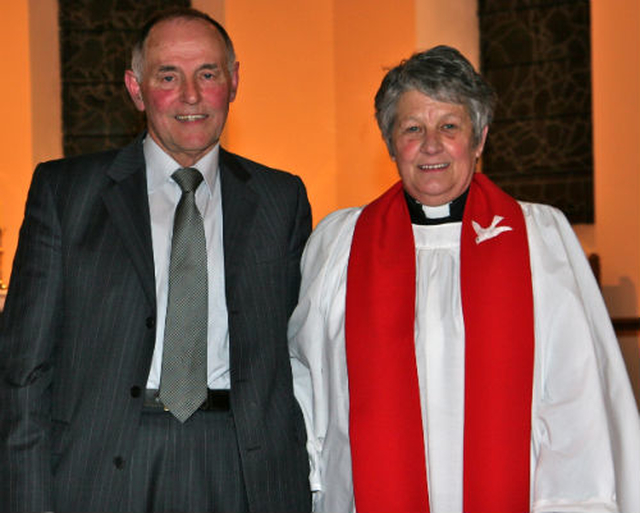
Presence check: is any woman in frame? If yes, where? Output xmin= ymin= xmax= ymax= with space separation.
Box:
xmin=288 ymin=46 xmax=640 ymax=513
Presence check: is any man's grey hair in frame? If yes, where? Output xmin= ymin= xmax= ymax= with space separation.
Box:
xmin=374 ymin=45 xmax=496 ymax=155
xmin=130 ymin=7 xmax=236 ymax=82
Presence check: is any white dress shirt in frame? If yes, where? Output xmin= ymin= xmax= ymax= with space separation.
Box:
xmin=144 ymin=137 xmax=230 ymax=390
xmin=288 ymin=201 xmax=640 ymax=513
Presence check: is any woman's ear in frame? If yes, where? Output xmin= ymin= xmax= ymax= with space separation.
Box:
xmin=475 ymin=125 xmax=489 ymax=159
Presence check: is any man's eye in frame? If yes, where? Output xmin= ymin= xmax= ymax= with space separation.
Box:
xmin=405 ymin=125 xmax=421 ymax=133
xmin=161 ymin=75 xmax=175 ymax=83
xmin=442 ymin=123 xmax=457 ymax=130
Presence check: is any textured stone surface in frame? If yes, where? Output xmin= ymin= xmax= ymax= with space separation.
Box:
xmin=60 ymin=0 xmax=191 ymax=156
xmin=480 ymin=0 xmax=593 ymax=223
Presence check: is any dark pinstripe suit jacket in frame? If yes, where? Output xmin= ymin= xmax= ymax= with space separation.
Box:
xmin=0 ymin=136 xmax=312 ymax=512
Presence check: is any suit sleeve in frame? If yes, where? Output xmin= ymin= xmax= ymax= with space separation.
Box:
xmin=286 ymin=176 xmax=312 ymax=316
xmin=0 ymin=164 xmax=62 ymax=512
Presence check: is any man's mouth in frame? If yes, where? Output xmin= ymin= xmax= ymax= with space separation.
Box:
xmin=175 ymin=114 xmax=208 ymax=122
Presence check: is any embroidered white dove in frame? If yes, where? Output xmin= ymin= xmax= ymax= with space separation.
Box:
xmin=472 ymin=215 xmax=513 ymax=244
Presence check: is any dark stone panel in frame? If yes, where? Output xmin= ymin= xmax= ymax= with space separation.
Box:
xmin=481 ymin=10 xmax=536 ymax=65
xmin=61 ymin=29 xmax=137 ymax=83
xmin=479 ymin=0 xmax=533 ymax=12
xmin=481 ymin=2 xmax=590 ymax=67
xmin=63 ymin=83 xmax=144 ymax=136
xmin=485 ymin=116 xmax=592 ymax=176
xmin=480 ymin=0 xmax=593 ymax=223
xmin=60 ymin=0 xmax=191 ymax=157
xmin=479 ymin=0 xmax=588 ymax=16
xmin=486 ymin=60 xmax=591 ymax=119
xmin=59 ymin=0 xmax=189 ymax=30
xmin=63 ymin=135 xmax=140 ymax=157
xmin=492 ymin=174 xmax=593 ymax=222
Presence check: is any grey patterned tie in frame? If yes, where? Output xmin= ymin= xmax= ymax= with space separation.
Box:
xmin=159 ymin=167 xmax=208 ymax=422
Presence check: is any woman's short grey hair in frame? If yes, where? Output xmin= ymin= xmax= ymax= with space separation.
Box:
xmin=131 ymin=7 xmax=236 ymax=82
xmin=374 ymin=45 xmax=496 ymax=155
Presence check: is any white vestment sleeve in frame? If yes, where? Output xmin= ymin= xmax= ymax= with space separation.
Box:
xmin=288 ymin=208 xmax=362 ymax=512
xmin=524 ymin=203 xmax=640 ymax=513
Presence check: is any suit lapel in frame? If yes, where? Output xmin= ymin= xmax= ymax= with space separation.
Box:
xmin=99 ymin=143 xmax=257 ymax=310
xmin=220 ymin=149 xmax=258 ymax=307
xmin=101 ymin=136 xmax=156 ymax=307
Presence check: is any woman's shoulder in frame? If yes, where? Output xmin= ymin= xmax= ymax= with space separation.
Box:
xmin=299 ymin=207 xmax=363 ymax=292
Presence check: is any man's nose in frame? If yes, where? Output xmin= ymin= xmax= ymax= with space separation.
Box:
xmin=181 ymin=79 xmax=200 ymax=104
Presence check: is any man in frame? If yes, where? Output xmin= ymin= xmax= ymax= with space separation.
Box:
xmin=0 ymin=8 xmax=311 ymax=512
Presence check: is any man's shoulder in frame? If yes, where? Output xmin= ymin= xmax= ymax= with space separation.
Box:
xmin=37 ymin=137 xmax=142 ymax=176
xmin=38 ymin=148 xmax=117 ymax=173
xmin=220 ymin=148 xmax=300 ymax=184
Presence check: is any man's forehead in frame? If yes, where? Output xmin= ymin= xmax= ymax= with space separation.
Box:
xmin=146 ymin=16 xmax=224 ymax=47
xmin=143 ymin=20 xmax=228 ymax=68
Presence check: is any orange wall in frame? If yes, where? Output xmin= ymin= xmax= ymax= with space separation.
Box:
xmin=2 ymin=1 xmax=640 ymax=322
xmin=1 ymin=0 xmax=638 ymax=403
xmin=223 ymin=0 xmax=338 ymax=223
xmin=591 ymin=1 xmax=640 ymax=316
xmin=591 ymin=0 xmax=640 ymax=404
xmin=222 ymin=0 xmax=477 ymax=221
xmin=222 ymin=0 xmax=417 ymax=222
xmin=416 ymin=0 xmax=480 ymax=66
xmin=332 ymin=1 xmax=416 ymax=209
xmin=0 ymin=2 xmax=33 ymax=286
xmin=29 ymin=0 xmax=62 ymax=167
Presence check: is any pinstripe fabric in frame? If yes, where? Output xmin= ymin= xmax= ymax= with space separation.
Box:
xmin=122 ymin=409 xmax=248 ymax=512
xmin=0 ymin=136 xmax=312 ymax=512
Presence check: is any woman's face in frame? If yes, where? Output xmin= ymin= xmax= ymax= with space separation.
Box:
xmin=391 ymin=90 xmax=487 ymax=206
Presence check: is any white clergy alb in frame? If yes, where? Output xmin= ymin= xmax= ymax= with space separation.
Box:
xmin=288 ymin=200 xmax=640 ymax=513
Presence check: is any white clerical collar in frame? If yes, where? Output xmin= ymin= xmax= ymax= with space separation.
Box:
xmin=143 ymin=135 xmax=220 ymax=195
xmin=422 ymin=202 xmax=451 ymax=219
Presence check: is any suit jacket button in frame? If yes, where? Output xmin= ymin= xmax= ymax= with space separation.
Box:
xmin=146 ymin=316 xmax=155 ymax=329
xmin=113 ymin=456 xmax=125 ymax=469
xmin=130 ymin=386 xmax=141 ymax=398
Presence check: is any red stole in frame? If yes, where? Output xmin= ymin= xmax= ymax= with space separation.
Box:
xmin=345 ymin=173 xmax=534 ymax=513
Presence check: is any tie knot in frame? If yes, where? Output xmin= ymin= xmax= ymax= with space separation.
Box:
xmin=172 ymin=167 xmax=204 ymax=193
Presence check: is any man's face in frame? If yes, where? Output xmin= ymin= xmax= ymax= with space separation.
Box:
xmin=125 ymin=17 xmax=239 ymax=167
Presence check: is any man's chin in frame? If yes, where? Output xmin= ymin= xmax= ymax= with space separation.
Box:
xmin=172 ymin=139 xmax=219 ymax=156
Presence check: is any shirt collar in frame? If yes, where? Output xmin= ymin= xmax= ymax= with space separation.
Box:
xmin=404 ymin=188 xmax=469 ymax=225
xmin=143 ymin=136 xmax=220 ymax=195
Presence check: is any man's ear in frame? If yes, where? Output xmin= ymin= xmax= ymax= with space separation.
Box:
xmin=229 ymin=61 xmax=240 ymax=103
xmin=124 ymin=70 xmax=146 ymax=112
